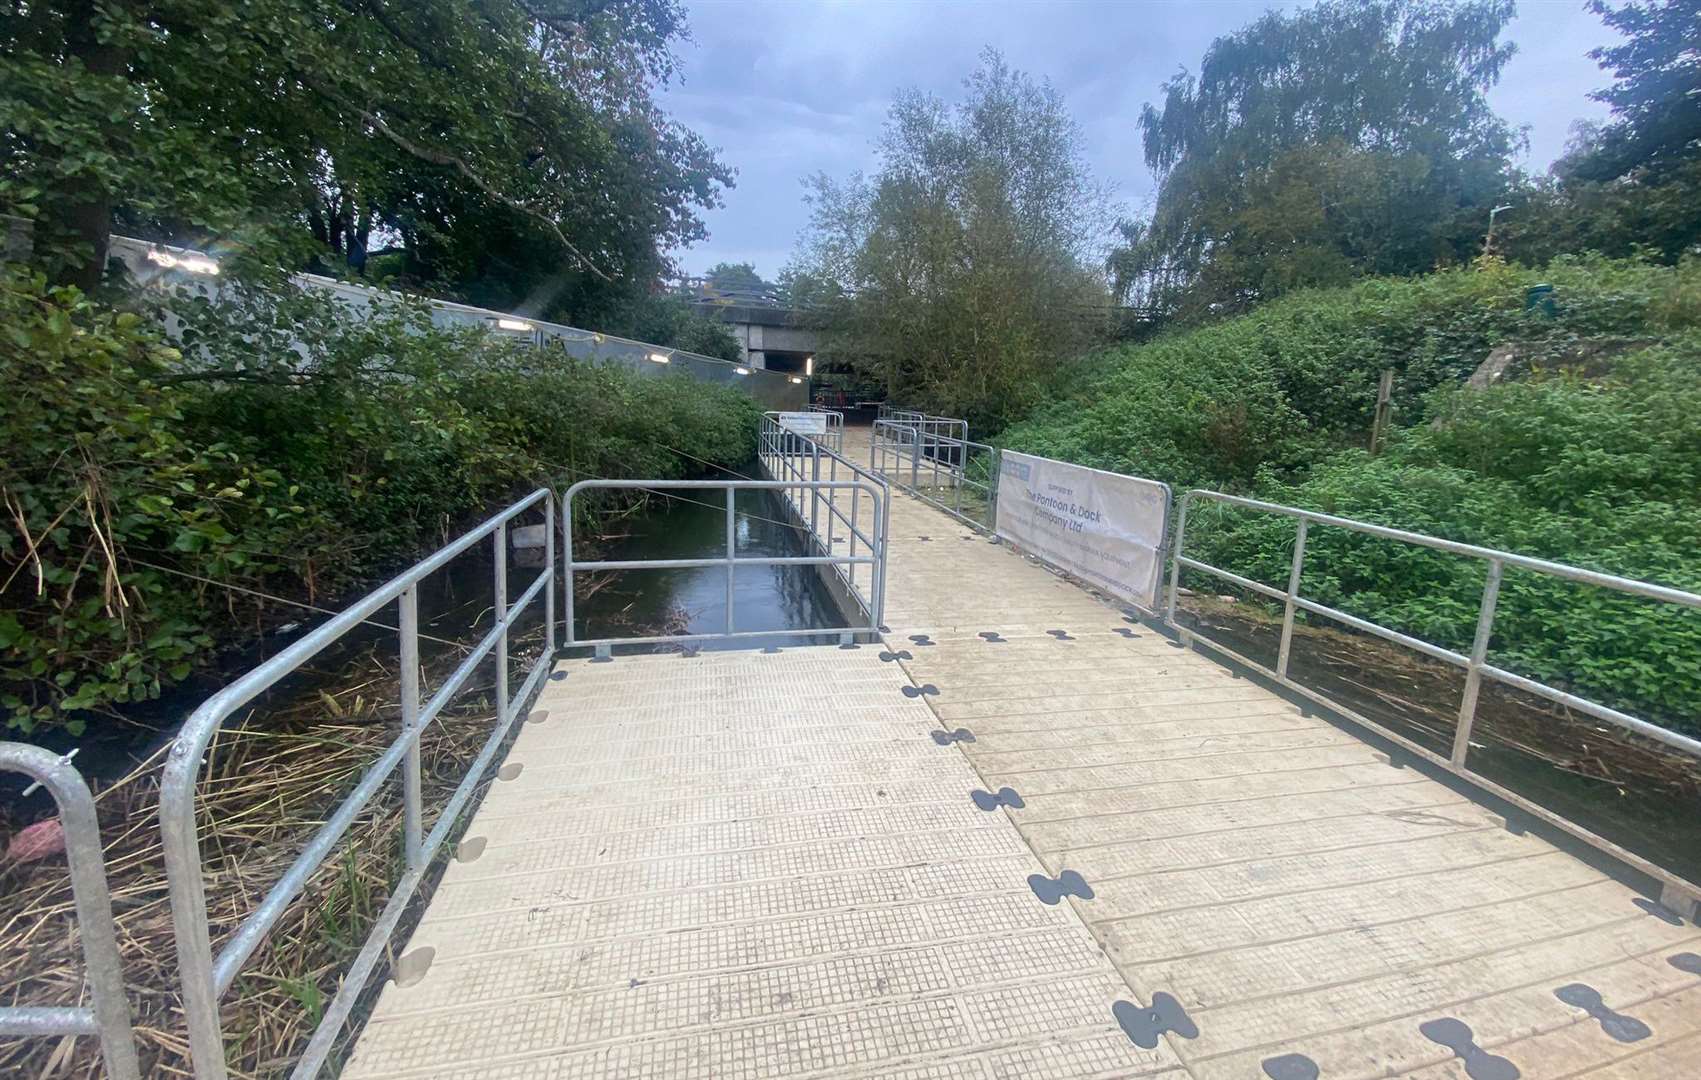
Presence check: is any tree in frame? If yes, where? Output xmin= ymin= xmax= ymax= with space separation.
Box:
xmin=703 ymin=261 xmax=769 ymax=293
xmin=1562 ymin=0 xmax=1701 ymax=183
xmin=1498 ymin=1 xmax=1701 ymax=265
xmin=1123 ymin=0 xmax=1521 ymax=318
xmin=0 ymin=0 xmax=730 ymax=318
xmin=788 ymin=50 xmax=1113 ymax=429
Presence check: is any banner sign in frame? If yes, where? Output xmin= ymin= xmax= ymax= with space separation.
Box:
xmin=776 ymin=411 xmax=828 ymax=435
xmin=994 ymin=450 xmax=1170 ymax=610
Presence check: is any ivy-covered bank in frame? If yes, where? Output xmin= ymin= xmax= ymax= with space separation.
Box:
xmin=1000 ymin=257 xmax=1701 ymax=733
xmin=0 ymin=271 xmax=761 ymax=734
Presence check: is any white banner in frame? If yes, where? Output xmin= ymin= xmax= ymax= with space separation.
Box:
xmin=994 ymin=450 xmax=1170 ymax=611
xmin=776 ymin=411 xmax=828 ymax=435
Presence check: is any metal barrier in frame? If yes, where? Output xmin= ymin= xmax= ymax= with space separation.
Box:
xmin=1166 ymin=489 xmax=1701 ymax=901
xmin=805 ymin=404 xmax=846 ymax=452
xmin=0 ymin=744 xmax=141 ymax=1080
xmin=760 ymin=414 xmax=892 ymax=618
xmin=870 ymin=417 xmax=1000 ymax=531
xmin=561 ymin=476 xmax=886 ymax=648
xmin=160 ymin=490 xmax=556 ymax=1080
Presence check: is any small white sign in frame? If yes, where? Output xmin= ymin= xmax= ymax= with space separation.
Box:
xmin=994 ymin=450 xmax=1170 ymax=611
xmin=777 ymin=411 xmax=829 ymax=435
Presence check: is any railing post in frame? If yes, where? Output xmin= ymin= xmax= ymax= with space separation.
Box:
xmin=544 ymin=495 xmax=556 ymax=656
xmin=1166 ymin=494 xmax=1191 ymax=627
xmin=826 ymin=453 xmax=836 ymax=556
xmin=0 ymin=744 xmax=142 ymax=1080
xmin=561 ymin=494 xmax=576 ymax=646
xmin=875 ymin=485 xmax=891 ymax=630
xmin=725 ymin=486 xmax=737 ymax=634
xmin=953 ymin=435 xmax=964 ymax=517
xmin=399 ymin=585 xmax=423 ymax=871
xmin=1453 ymin=558 xmax=1503 ymax=766
xmin=810 ymin=441 xmax=821 ymax=541
xmin=850 ymin=473 xmax=861 ymax=594
xmin=1276 ymin=518 xmax=1309 ymax=679
xmin=493 ymin=521 xmax=509 ymax=719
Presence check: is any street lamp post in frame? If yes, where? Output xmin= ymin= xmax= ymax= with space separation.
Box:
xmin=1484 ymin=204 xmax=1514 ymax=256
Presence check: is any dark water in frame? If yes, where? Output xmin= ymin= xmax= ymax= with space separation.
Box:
xmin=570 ymin=485 xmax=850 ymax=652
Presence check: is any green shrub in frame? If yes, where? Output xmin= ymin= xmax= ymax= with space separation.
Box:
xmin=1000 ymin=255 xmax=1701 ymax=484
xmin=1187 ymin=338 xmax=1701 ymax=732
xmin=999 ymin=258 xmax=1701 ymax=732
xmin=0 ymin=271 xmax=760 ymax=733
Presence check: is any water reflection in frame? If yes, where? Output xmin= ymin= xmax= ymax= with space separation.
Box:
xmin=573 ymin=486 xmax=850 ymax=651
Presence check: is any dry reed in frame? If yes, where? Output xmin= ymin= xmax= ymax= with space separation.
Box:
xmin=0 ymin=630 xmax=540 ymax=1079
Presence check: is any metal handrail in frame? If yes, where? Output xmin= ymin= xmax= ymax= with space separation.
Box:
xmin=758 ymin=416 xmax=891 ymax=618
xmin=1166 ymin=488 xmax=1701 ymax=901
xmin=870 ymin=418 xmax=1000 ymax=531
xmin=561 ymin=477 xmax=887 ymax=649
xmin=0 ymin=744 xmax=141 ymax=1079
xmin=758 ymin=416 xmax=891 ymax=615
xmin=159 ymin=489 xmax=556 ymax=1080
xmin=804 ymin=405 xmax=845 ymax=451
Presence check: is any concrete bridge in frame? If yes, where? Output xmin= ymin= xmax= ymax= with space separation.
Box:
xmin=695 ymin=299 xmax=822 ymax=375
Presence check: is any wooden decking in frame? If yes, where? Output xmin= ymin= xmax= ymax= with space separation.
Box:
xmin=343 ymin=429 xmax=1701 ymax=1078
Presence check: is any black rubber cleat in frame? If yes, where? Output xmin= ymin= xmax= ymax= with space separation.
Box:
xmin=1419 ymin=1017 xmax=1520 ymax=1080
xmin=1029 ymin=870 xmax=1094 ymax=905
xmin=969 ymin=787 xmax=1025 ymax=811
xmin=1554 ymin=984 xmax=1651 ymax=1043
xmin=1112 ymin=993 xmax=1198 ymax=1049
xmin=1261 ymin=1053 xmax=1320 ymax=1080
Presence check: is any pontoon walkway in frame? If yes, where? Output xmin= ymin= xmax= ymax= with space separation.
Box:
xmin=339 ymin=429 xmax=1701 ymax=1079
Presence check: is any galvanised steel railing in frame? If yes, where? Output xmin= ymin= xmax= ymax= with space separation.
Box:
xmin=870 ymin=417 xmax=1000 ymax=532
xmin=805 ymin=404 xmax=846 ymax=452
xmin=1166 ymin=489 xmax=1701 ymax=905
xmin=160 ymin=489 xmax=556 ymax=1080
xmin=560 ymin=478 xmax=887 ymax=649
xmin=760 ymin=414 xmax=891 ymax=616
xmin=0 ymin=743 xmax=141 ymax=1079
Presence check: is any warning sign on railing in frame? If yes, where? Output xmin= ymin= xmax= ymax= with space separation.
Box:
xmin=994 ymin=450 xmax=1170 ymax=611
xmin=776 ymin=411 xmax=829 ymax=435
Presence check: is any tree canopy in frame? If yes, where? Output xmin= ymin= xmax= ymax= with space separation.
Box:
xmin=1 ymin=0 xmax=730 ymax=326
xmin=1562 ymin=0 xmax=1701 ymax=183
xmin=1118 ymin=0 xmax=1521 ymax=318
xmin=789 ymin=50 xmax=1113 ymax=428
xmin=1496 ymin=0 xmax=1701 ymax=265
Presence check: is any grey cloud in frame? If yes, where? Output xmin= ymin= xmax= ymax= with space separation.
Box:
xmin=665 ymin=0 xmax=1619 ymax=276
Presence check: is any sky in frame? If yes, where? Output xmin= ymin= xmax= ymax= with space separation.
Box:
xmin=659 ymin=0 xmax=1621 ymax=278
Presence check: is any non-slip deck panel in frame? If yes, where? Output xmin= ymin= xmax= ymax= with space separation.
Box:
xmin=344 ymin=429 xmax=1701 ymax=1078
xmin=839 ymin=418 xmax=1701 ymax=1080
xmin=342 ymin=647 xmax=1183 ymax=1080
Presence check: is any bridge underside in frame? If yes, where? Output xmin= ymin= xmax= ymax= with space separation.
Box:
xmin=344 ymin=430 xmax=1701 ymax=1078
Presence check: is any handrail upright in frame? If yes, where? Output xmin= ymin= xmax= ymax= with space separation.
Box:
xmin=0 ymin=744 xmax=141 ymax=1080
xmin=160 ymin=489 xmax=556 ymax=1080
xmin=1166 ymin=487 xmax=1701 ymax=908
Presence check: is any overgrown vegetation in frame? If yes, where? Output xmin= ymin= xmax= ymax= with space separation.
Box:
xmin=0 ymin=269 xmax=760 ymax=733
xmin=1002 ymin=255 xmax=1701 ymax=730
